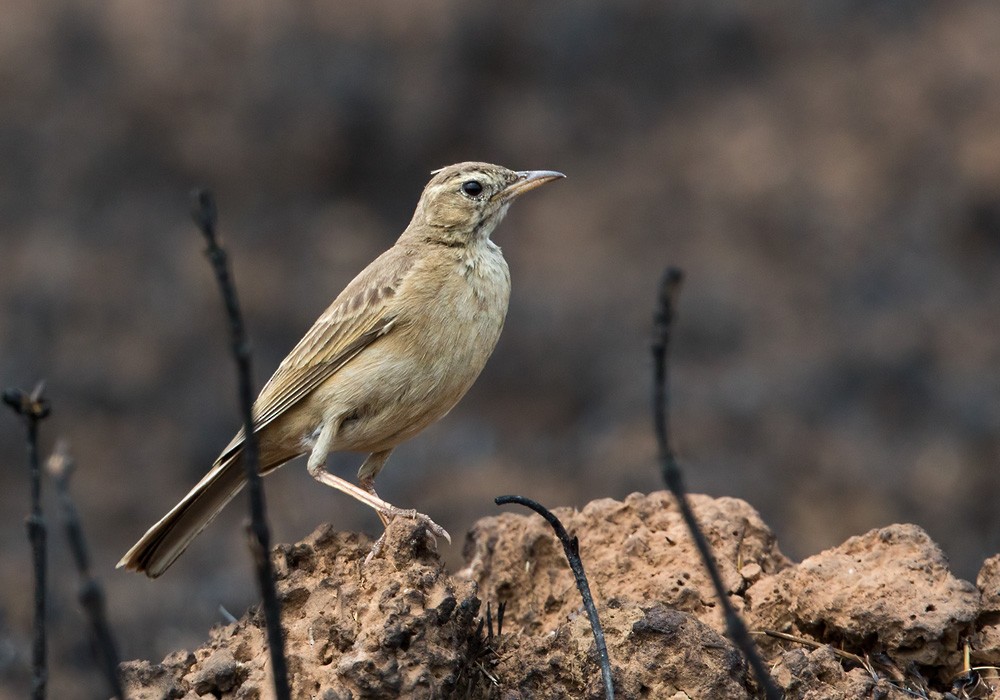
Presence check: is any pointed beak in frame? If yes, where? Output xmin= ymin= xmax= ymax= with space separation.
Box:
xmin=497 ymin=170 xmax=566 ymax=201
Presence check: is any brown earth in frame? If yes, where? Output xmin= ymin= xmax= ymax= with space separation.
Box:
xmin=120 ymin=492 xmax=1000 ymax=699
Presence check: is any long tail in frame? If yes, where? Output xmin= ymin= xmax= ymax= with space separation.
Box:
xmin=118 ymin=452 xmax=248 ymax=578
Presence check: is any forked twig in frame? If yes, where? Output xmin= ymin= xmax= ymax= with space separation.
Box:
xmin=495 ymin=494 xmax=614 ymax=700
xmin=47 ymin=442 xmax=123 ymax=699
xmin=191 ymin=190 xmax=290 ymax=700
xmin=3 ymin=382 xmax=51 ymax=700
xmin=652 ymin=268 xmax=780 ymax=699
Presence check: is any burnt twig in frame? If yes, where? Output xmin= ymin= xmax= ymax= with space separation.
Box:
xmin=191 ymin=190 xmax=290 ymax=700
xmin=495 ymin=494 xmax=614 ymax=700
xmin=47 ymin=442 xmax=123 ymax=699
xmin=458 ymin=600 xmax=507 ymax=694
xmin=652 ymin=268 xmax=780 ymax=699
xmin=3 ymin=382 xmax=51 ymax=700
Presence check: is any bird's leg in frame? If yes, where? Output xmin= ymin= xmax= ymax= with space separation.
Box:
xmin=358 ymin=450 xmax=392 ymax=529
xmin=305 ymin=429 xmax=450 ymax=561
xmin=358 ymin=450 xmax=451 ymax=562
xmin=305 ymin=427 xmax=401 ymax=523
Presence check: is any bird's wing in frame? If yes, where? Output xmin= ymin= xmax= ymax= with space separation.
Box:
xmin=217 ymin=245 xmax=418 ymax=462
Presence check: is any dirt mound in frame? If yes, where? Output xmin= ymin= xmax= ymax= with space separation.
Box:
xmin=120 ymin=492 xmax=999 ymax=698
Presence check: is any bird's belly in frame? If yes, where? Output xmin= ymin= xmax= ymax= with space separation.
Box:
xmin=315 ymin=261 xmax=509 ymax=453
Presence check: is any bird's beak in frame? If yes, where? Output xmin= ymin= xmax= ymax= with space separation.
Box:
xmin=497 ymin=170 xmax=566 ymax=201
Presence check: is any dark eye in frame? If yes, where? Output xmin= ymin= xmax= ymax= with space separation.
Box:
xmin=461 ymin=180 xmax=484 ymax=197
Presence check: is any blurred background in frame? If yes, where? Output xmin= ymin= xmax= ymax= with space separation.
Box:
xmin=2 ymin=0 xmax=999 ymax=695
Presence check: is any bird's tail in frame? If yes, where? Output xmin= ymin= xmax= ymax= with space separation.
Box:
xmin=117 ymin=451 xmax=248 ymax=578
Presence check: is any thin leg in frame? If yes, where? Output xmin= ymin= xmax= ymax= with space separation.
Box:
xmin=358 ymin=449 xmax=391 ymax=483
xmin=305 ymin=429 xmax=451 ymax=560
xmin=357 ymin=450 xmax=450 ymax=544
xmin=308 ymin=465 xmax=411 ymax=517
xmin=358 ymin=451 xmax=392 ymax=528
xmin=357 ymin=454 xmax=452 ymax=562
xmin=306 ymin=427 xmax=399 ymax=514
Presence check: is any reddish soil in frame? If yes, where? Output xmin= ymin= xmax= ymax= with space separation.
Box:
xmin=121 ymin=492 xmax=998 ymax=699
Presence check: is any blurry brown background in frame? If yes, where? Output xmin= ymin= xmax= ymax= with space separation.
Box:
xmin=2 ymin=1 xmax=999 ymax=696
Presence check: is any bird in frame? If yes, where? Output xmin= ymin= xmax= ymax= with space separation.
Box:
xmin=118 ymin=162 xmax=564 ymax=577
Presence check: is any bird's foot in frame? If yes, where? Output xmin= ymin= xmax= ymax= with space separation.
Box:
xmin=364 ymin=507 xmax=452 ymax=564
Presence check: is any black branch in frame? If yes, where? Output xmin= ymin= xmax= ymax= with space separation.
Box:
xmin=651 ymin=267 xmax=781 ymax=700
xmin=495 ymin=494 xmax=615 ymax=700
xmin=47 ymin=442 xmax=124 ymax=699
xmin=3 ymin=382 xmax=51 ymax=700
xmin=191 ymin=190 xmax=291 ymax=700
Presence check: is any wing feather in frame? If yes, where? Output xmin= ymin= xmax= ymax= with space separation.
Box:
xmin=217 ymin=246 xmax=416 ymax=461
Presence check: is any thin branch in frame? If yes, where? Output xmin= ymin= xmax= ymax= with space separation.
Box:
xmin=651 ymin=268 xmax=781 ymax=700
xmin=762 ymin=629 xmax=866 ymax=667
xmin=495 ymin=494 xmax=614 ymax=700
xmin=47 ymin=442 xmax=123 ymax=699
xmin=191 ymin=190 xmax=290 ymax=700
xmin=3 ymin=382 xmax=51 ymax=700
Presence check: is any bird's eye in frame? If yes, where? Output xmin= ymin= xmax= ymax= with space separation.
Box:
xmin=461 ymin=180 xmax=484 ymax=197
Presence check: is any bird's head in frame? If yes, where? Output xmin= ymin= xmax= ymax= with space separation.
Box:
xmin=406 ymin=162 xmax=564 ymax=246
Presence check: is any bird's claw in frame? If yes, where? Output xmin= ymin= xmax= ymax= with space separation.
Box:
xmin=364 ymin=508 xmax=452 ymax=564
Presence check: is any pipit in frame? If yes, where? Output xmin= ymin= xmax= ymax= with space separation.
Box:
xmin=119 ymin=162 xmax=564 ymax=577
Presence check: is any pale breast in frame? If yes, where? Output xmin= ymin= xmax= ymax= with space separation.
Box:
xmin=319 ymin=242 xmax=511 ymax=453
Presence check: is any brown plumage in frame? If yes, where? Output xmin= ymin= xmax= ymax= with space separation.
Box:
xmin=118 ymin=162 xmax=564 ymax=577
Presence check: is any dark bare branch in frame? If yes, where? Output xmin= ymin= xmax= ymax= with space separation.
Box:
xmin=191 ymin=189 xmax=290 ymax=700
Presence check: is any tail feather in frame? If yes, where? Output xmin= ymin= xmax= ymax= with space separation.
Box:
xmin=118 ymin=453 xmax=247 ymax=578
